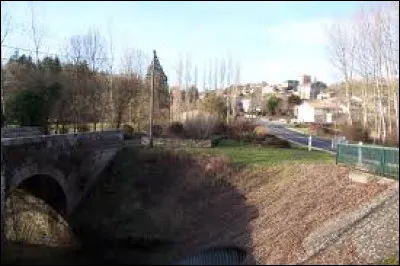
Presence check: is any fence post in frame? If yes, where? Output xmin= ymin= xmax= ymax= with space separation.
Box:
xmin=381 ymin=149 xmax=386 ymax=176
xmin=336 ymin=143 xmax=340 ymax=164
xmin=308 ymin=135 xmax=312 ymax=151
xmin=358 ymin=141 xmax=363 ymax=166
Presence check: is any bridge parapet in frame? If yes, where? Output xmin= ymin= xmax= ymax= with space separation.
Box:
xmin=1 ymin=129 xmax=124 ymax=221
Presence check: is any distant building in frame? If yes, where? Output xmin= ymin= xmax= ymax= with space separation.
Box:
xmin=298 ymin=75 xmax=327 ymax=100
xmin=262 ymin=85 xmax=276 ymax=95
xmin=295 ymin=100 xmax=342 ymax=124
xmin=280 ymin=80 xmax=299 ymax=92
xmin=241 ymin=99 xmax=251 ymax=113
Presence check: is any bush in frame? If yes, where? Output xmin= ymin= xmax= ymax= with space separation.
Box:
xmin=152 ymin=124 xmax=163 ymax=137
xmin=211 ymin=135 xmax=226 ymax=147
xmin=122 ymin=124 xmax=135 ymax=140
xmin=59 ymin=126 xmax=69 ymax=134
xmin=253 ymin=126 xmax=269 ymax=139
xmin=309 ymin=123 xmax=322 ymax=134
xmin=200 ymin=94 xmax=227 ymax=121
xmin=384 ymin=132 xmax=399 ymax=147
xmin=340 ymin=123 xmax=370 ymax=142
xmin=77 ymin=124 xmax=90 ymax=133
xmin=213 ymin=121 xmax=228 ymax=135
xmin=227 ymin=120 xmax=256 ymax=141
xmin=168 ymin=122 xmax=184 ymax=137
xmin=183 ymin=113 xmax=219 ymax=139
xmin=263 ymin=136 xmax=291 ymax=148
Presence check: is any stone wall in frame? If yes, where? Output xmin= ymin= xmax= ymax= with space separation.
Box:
xmin=1 ymin=130 xmax=124 ymax=149
xmin=1 ymin=127 xmax=44 ymax=139
xmin=151 ymin=137 xmax=213 ymax=148
xmin=1 ymin=130 xmax=124 ymax=216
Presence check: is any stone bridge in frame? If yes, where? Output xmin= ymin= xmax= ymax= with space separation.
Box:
xmin=1 ymin=129 xmax=124 ymax=218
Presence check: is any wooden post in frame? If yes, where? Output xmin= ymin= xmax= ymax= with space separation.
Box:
xmin=308 ymin=135 xmax=312 ymax=151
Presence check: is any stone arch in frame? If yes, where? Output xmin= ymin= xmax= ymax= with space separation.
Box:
xmin=9 ymin=165 xmax=70 ymax=215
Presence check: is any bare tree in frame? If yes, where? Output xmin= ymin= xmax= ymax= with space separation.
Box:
xmin=1 ymin=2 xmax=12 ymax=116
xmin=81 ymin=27 xmax=107 ymax=131
xmin=213 ymin=58 xmax=218 ymax=91
xmin=202 ymin=61 xmax=207 ymax=93
xmin=208 ymin=59 xmax=212 ymax=91
xmin=233 ymin=60 xmax=241 ymax=120
xmin=328 ymin=20 xmax=356 ymax=125
xmin=66 ymin=35 xmax=86 ymax=132
xmin=184 ymin=53 xmax=192 ymax=112
xmin=329 ymin=1 xmax=399 ymax=144
xmin=123 ymin=48 xmax=148 ymax=131
xmin=176 ymin=53 xmax=184 ymax=89
xmin=226 ymin=54 xmax=234 ymax=122
xmin=1 ymin=1 xmax=12 ymax=45
xmin=107 ymin=22 xmax=115 ymax=128
xmin=112 ymin=75 xmax=140 ymax=129
xmin=28 ymin=1 xmax=44 ymax=65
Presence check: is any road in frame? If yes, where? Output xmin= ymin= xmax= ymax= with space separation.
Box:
xmin=261 ymin=122 xmax=336 ymax=153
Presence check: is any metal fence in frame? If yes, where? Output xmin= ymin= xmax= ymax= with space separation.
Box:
xmin=336 ymin=143 xmax=399 ymax=179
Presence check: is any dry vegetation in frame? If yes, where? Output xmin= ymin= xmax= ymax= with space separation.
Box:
xmin=66 ymin=146 xmax=387 ymax=264
xmin=2 ymin=141 xmax=390 ymax=265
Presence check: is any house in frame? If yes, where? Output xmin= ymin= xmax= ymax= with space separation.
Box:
xmin=280 ymin=80 xmax=299 ymax=93
xmin=317 ymin=91 xmax=334 ymax=100
xmin=262 ymin=85 xmax=276 ymax=95
xmin=297 ymin=75 xmax=327 ymax=100
xmin=295 ymin=100 xmax=342 ymax=124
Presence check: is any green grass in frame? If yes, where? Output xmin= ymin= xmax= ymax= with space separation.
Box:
xmin=288 ymin=126 xmax=314 ymax=136
xmin=182 ymin=139 xmax=335 ymax=168
xmin=383 ymin=255 xmax=399 ymax=265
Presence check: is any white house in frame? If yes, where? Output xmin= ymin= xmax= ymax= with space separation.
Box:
xmin=295 ymin=100 xmax=342 ymax=124
xmin=298 ymin=84 xmax=312 ymax=99
xmin=262 ymin=85 xmax=275 ymax=95
xmin=241 ymin=99 xmax=251 ymax=113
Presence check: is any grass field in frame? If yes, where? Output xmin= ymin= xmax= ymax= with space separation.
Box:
xmin=181 ymin=139 xmax=335 ymax=168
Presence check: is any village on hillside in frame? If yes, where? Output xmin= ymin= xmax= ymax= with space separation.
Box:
xmin=172 ymin=74 xmax=348 ymax=126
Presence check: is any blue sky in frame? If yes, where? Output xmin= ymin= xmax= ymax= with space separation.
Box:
xmin=1 ymin=1 xmax=366 ymax=88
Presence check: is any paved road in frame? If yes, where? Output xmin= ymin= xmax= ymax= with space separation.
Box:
xmin=263 ymin=123 xmax=336 ymax=153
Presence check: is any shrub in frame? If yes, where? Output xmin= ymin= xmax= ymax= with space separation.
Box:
xmin=263 ymin=136 xmax=291 ymax=148
xmin=227 ymin=119 xmax=256 ymax=141
xmin=384 ymin=132 xmax=399 ymax=147
xmin=152 ymin=124 xmax=164 ymax=137
xmin=253 ymin=126 xmax=269 ymax=139
xmin=211 ymin=135 xmax=226 ymax=147
xmin=184 ymin=113 xmax=219 ymax=139
xmin=77 ymin=124 xmax=90 ymax=133
xmin=340 ymin=123 xmax=370 ymax=142
xmin=213 ymin=121 xmax=228 ymax=135
xmin=122 ymin=124 xmax=135 ymax=140
xmin=200 ymin=94 xmax=227 ymax=121
xmin=168 ymin=122 xmax=184 ymax=137
xmin=59 ymin=126 xmax=69 ymax=134
xmin=309 ymin=123 xmax=322 ymax=134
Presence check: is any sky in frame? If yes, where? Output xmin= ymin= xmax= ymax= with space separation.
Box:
xmin=1 ymin=1 xmax=367 ymax=88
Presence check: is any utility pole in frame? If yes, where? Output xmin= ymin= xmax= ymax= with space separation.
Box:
xmin=149 ymin=50 xmax=156 ymax=148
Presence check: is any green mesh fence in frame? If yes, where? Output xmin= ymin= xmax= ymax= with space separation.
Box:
xmin=336 ymin=143 xmax=399 ymax=179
